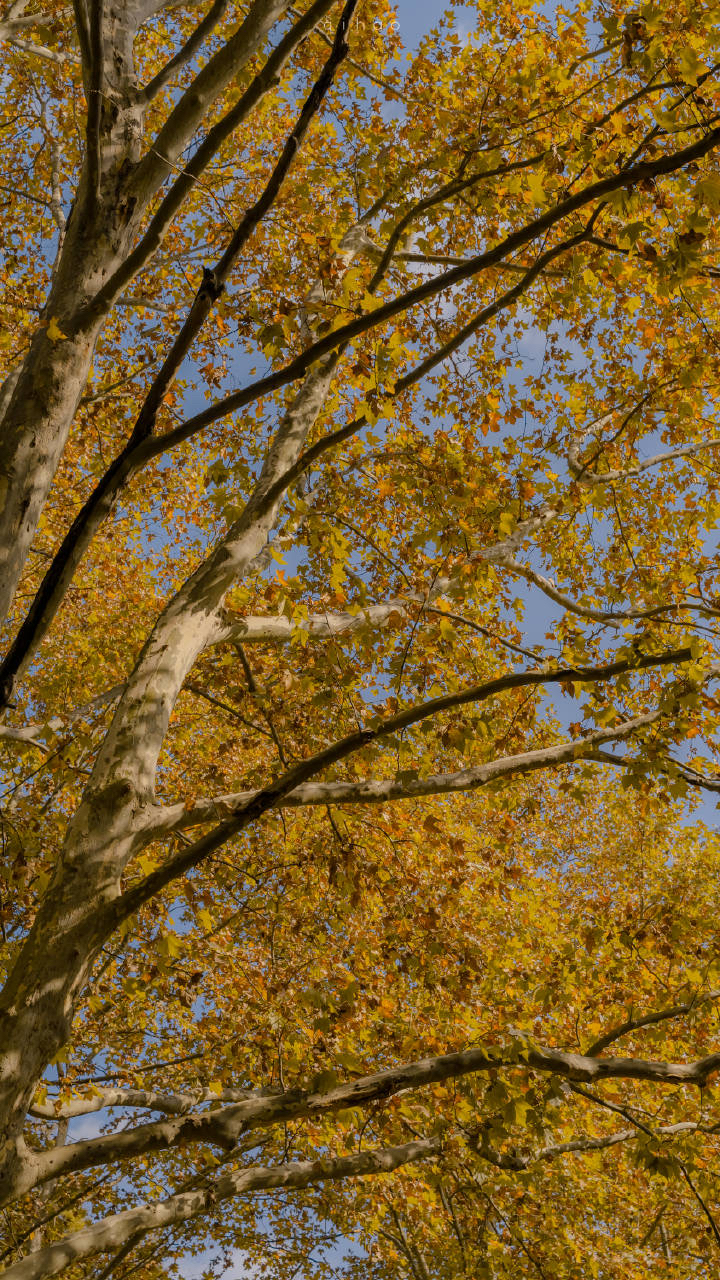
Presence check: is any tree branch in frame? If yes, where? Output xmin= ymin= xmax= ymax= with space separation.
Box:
xmin=125 ymin=0 xmax=289 ymax=205
xmin=140 ymin=0 xmax=228 ymax=102
xmin=149 ymin=710 xmax=666 ymax=837
xmin=0 ymin=683 xmax=123 ymax=750
xmin=0 ymin=0 xmax=354 ymax=709
xmin=3 ymin=33 xmax=79 ymax=63
xmin=18 ymin=1023 xmax=720 ymax=1197
xmin=3 ymin=1139 xmax=440 ymax=1279
xmin=156 ymin=125 xmax=720 ymax=445
xmin=0 ymin=221 xmax=588 ymax=708
xmin=87 ymin=0 xmax=338 ymax=317
xmin=584 ymin=990 xmax=720 ymax=1057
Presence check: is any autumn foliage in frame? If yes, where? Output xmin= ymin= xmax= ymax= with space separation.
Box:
xmin=2 ymin=0 xmax=720 ymax=1275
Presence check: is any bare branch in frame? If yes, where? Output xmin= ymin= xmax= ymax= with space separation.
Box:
xmin=18 ymin=1022 xmax=720 ymax=1196
xmin=0 ymin=0 xmax=354 ymax=709
xmin=477 ymin=1119 xmax=715 ymax=1171
xmin=3 ymin=1139 xmax=440 ymax=1279
xmin=574 ymin=434 xmax=720 ymax=487
xmin=135 ymin=637 xmax=688 ymax=821
xmin=4 ymin=34 xmax=79 ymax=62
xmin=87 ymin=0 xmax=338 ymax=316
xmin=158 ymin=126 xmax=720 ymax=445
xmin=151 ymin=710 xmax=666 ymax=836
xmin=125 ymin=0 xmax=289 ymax=203
xmin=497 ymin=555 xmax=671 ymax=628
xmin=680 ymin=1162 xmax=720 ymax=1251
xmin=140 ymin=0 xmax=228 ymax=102
xmin=0 ymin=684 xmax=123 ymax=751
xmin=28 ymin=1081 xmax=282 ymax=1121
xmin=585 ymin=990 xmax=720 ymax=1057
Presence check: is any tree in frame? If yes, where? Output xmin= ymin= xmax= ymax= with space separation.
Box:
xmin=2 ymin=0 xmax=720 ymax=1272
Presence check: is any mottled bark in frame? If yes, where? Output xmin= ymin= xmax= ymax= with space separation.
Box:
xmin=0 ymin=0 xmax=145 ymax=630
xmin=0 ymin=0 xmax=289 ymax=641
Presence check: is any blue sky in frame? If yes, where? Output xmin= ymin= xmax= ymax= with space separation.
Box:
xmin=394 ymin=0 xmax=447 ymax=45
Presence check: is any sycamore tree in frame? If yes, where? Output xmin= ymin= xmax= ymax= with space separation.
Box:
xmin=4 ymin=0 xmax=720 ymax=1274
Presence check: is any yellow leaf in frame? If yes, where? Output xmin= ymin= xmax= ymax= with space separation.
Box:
xmin=526 ymin=170 xmax=545 ymax=204
xmin=46 ymin=317 xmax=67 ymax=342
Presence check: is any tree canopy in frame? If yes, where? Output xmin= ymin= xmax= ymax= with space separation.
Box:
xmin=3 ymin=0 xmax=720 ymax=1274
